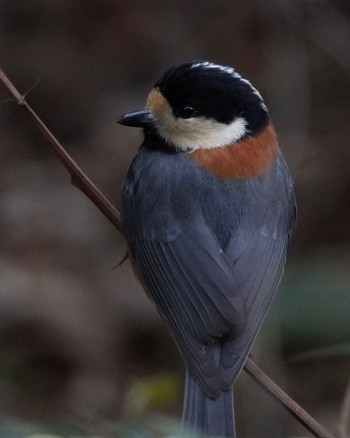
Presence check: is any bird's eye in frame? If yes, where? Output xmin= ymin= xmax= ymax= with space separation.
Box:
xmin=178 ymin=106 xmax=197 ymax=119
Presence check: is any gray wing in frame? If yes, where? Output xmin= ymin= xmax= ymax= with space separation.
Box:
xmin=134 ymin=228 xmax=245 ymax=397
xmin=124 ymin=155 xmax=296 ymax=398
xmin=132 ymin=231 xmax=290 ymax=398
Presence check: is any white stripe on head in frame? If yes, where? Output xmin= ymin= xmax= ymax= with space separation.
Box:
xmin=191 ymin=61 xmax=235 ymax=76
xmin=191 ymin=61 xmax=268 ymax=112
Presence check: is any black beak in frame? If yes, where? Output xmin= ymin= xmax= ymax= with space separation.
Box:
xmin=116 ymin=109 xmax=152 ymax=128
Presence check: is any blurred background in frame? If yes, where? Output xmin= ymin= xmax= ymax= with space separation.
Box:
xmin=1 ymin=1 xmax=350 ymax=437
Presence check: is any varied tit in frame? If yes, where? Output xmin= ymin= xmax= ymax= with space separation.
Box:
xmin=118 ymin=61 xmax=296 ymax=438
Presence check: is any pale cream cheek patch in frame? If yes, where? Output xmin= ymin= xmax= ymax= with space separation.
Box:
xmin=146 ymin=88 xmax=248 ymax=151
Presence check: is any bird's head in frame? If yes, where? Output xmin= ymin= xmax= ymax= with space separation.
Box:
xmin=117 ymin=61 xmax=269 ymax=152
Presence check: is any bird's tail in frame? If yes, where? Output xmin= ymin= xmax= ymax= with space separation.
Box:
xmin=182 ymin=370 xmax=236 ymax=438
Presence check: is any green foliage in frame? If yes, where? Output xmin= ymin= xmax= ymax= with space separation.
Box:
xmin=288 ymin=342 xmax=350 ymax=362
xmin=124 ymin=373 xmax=182 ymax=414
xmin=271 ymin=255 xmax=350 ymax=353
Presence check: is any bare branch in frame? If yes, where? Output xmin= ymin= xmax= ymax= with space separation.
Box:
xmin=0 ymin=69 xmax=123 ymax=235
xmin=0 ymin=68 xmax=335 ymax=438
xmin=337 ymin=376 xmax=350 ymax=438
xmin=245 ymin=358 xmax=334 ymax=438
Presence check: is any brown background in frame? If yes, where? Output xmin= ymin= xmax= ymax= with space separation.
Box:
xmin=1 ymin=1 xmax=350 ymax=437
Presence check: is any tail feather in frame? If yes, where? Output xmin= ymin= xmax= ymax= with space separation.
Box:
xmin=182 ymin=371 xmax=236 ymax=437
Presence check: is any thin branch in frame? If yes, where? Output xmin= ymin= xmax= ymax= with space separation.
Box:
xmin=0 ymin=69 xmax=122 ymax=235
xmin=337 ymin=376 xmax=350 ymax=438
xmin=0 ymin=69 xmax=335 ymax=438
xmin=245 ymin=358 xmax=334 ymax=438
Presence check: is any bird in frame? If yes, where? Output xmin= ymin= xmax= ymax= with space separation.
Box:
xmin=117 ymin=60 xmax=296 ymax=437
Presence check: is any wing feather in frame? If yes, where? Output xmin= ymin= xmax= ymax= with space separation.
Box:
xmin=122 ymin=152 xmax=296 ymax=397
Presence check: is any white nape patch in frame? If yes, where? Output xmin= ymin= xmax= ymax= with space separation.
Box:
xmin=191 ymin=61 xmax=268 ymax=113
xmin=152 ymin=102 xmax=249 ymax=151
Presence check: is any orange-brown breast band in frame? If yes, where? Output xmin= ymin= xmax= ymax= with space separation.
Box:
xmin=190 ymin=124 xmax=280 ymax=180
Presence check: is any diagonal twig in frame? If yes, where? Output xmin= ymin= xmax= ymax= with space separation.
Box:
xmin=0 ymin=69 xmax=122 ymax=235
xmin=245 ymin=358 xmax=334 ymax=438
xmin=337 ymin=375 xmax=350 ymax=438
xmin=0 ymin=68 xmax=335 ymax=438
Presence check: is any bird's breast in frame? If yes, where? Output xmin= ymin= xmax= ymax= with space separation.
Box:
xmin=189 ymin=123 xmax=279 ymax=180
